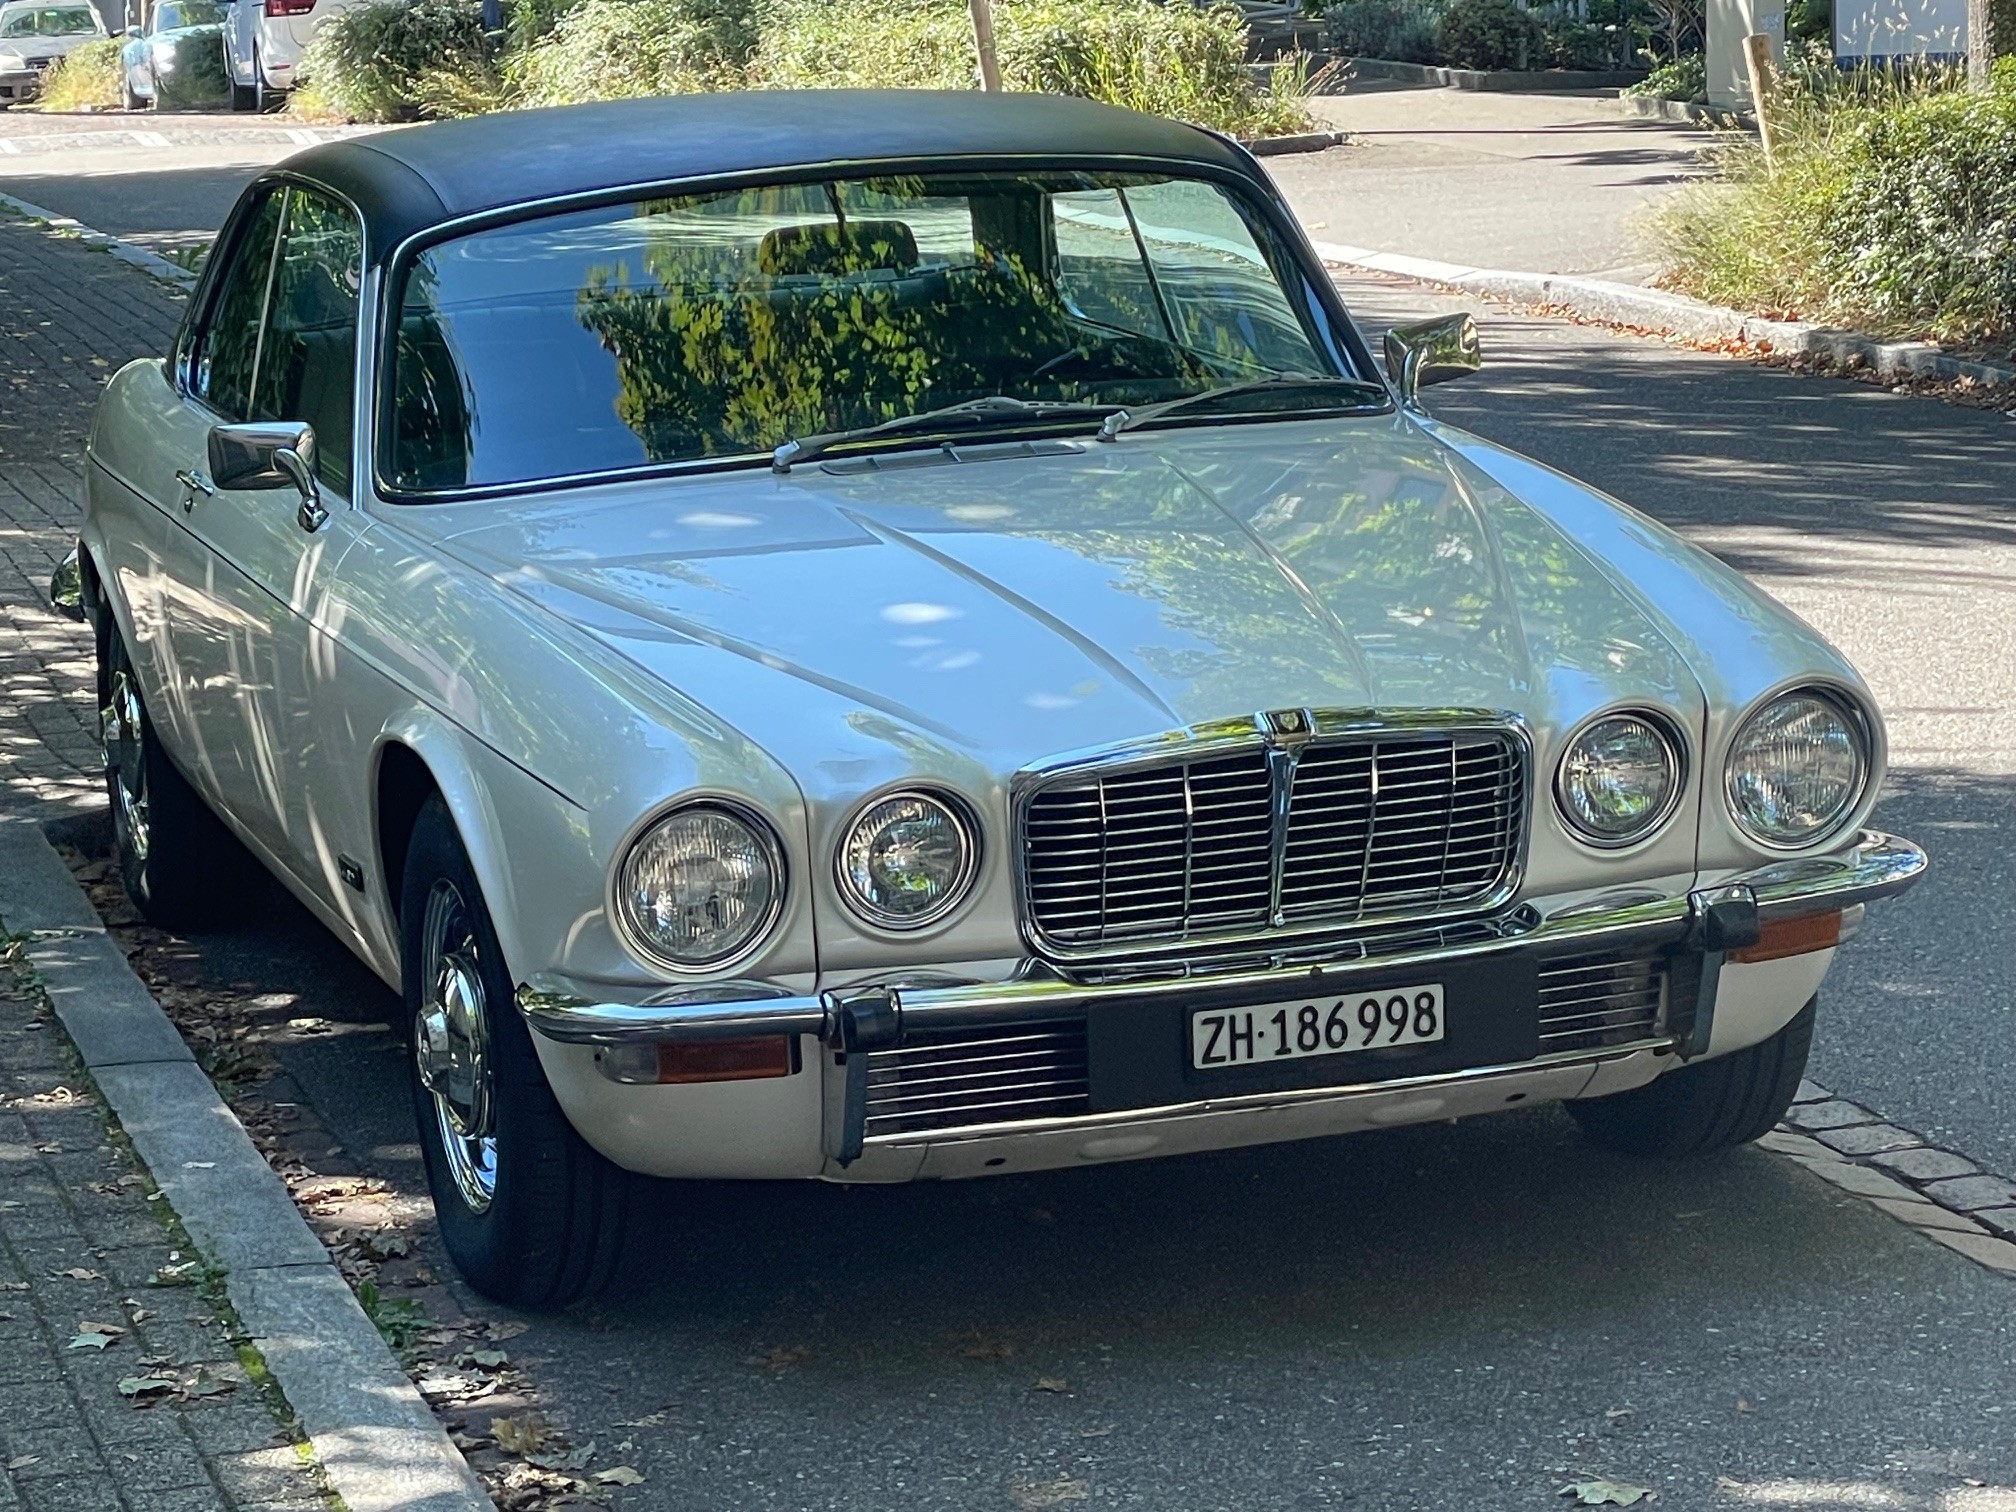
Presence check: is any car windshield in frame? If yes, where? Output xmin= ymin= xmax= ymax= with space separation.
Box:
xmin=153 ymin=0 xmax=221 ymax=28
xmin=1 ymin=5 xmax=97 ymax=34
xmin=384 ymin=168 xmax=1364 ymax=493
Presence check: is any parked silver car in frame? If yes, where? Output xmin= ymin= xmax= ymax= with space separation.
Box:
xmin=0 ymin=0 xmax=106 ymax=105
xmin=57 ymin=92 xmax=1925 ymax=1305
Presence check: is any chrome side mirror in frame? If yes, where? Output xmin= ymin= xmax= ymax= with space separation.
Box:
xmin=48 ymin=544 xmax=86 ymax=623
xmin=1382 ymin=313 xmax=1482 ymax=406
xmin=208 ymin=420 xmax=327 ymax=533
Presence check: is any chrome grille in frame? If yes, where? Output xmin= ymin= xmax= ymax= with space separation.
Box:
xmin=1022 ymin=730 xmax=1524 ymax=953
xmin=863 ymin=1020 xmax=1089 ymax=1137
xmin=1538 ymin=952 xmax=1668 ymax=1053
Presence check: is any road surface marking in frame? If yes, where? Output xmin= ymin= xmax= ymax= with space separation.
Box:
xmin=283 ymin=128 xmax=319 ymax=145
xmin=130 ymin=130 xmax=171 ymax=148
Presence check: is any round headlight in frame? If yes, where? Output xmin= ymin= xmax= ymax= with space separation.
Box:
xmin=1556 ymin=712 xmax=1682 ymax=847
xmin=616 ymin=803 xmax=783 ymax=968
xmin=1726 ymin=690 xmax=1866 ymax=848
xmin=837 ymin=791 xmax=977 ymax=929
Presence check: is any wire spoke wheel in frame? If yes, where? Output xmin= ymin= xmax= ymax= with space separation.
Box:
xmin=413 ymin=879 xmax=498 ymax=1213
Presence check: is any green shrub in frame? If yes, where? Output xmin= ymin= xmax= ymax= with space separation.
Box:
xmin=1432 ymin=0 xmax=1541 ymax=69
xmin=1653 ymin=61 xmax=2016 ymax=342
xmin=155 ymin=28 xmax=230 ymax=109
xmin=1623 ymin=51 xmax=1702 ymax=98
xmin=36 ymin=35 xmax=121 ymax=110
xmin=1531 ymin=4 xmax=1613 ymax=67
xmin=755 ymin=0 xmax=1310 ymax=137
xmin=507 ymin=0 xmax=757 ymax=107
xmin=1322 ymin=0 xmax=1441 ymax=62
xmin=298 ymin=0 xmax=490 ymax=121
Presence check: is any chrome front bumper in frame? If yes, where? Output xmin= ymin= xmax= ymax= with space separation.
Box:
xmin=518 ymin=830 xmax=1925 ymax=1049
xmin=520 ymin=830 xmax=1923 ymax=1164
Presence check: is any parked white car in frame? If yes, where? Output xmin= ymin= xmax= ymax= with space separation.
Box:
xmin=57 ymin=92 xmax=1926 ymax=1308
xmin=222 ymin=0 xmax=359 ymax=108
xmin=0 ymin=0 xmax=106 ymax=106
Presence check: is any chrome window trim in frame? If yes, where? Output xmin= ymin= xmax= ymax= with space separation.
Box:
xmin=367 ymin=152 xmax=1387 ymax=504
xmin=1551 ymin=704 xmax=1689 ymax=852
xmin=1010 ymin=706 xmax=1533 ymax=965
xmin=1723 ymin=681 xmax=1875 ymax=854
xmin=832 ymin=785 xmax=985 ymax=933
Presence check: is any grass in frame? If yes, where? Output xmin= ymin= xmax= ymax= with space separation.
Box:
xmin=301 ymin=0 xmax=1315 ymax=136
xmin=1650 ymin=50 xmax=2016 ymax=345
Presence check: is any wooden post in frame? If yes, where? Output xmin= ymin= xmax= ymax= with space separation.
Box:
xmin=969 ymin=0 xmax=1003 ymax=92
xmin=1743 ymin=32 xmax=1779 ymax=170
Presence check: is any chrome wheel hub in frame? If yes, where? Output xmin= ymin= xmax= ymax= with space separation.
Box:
xmin=415 ymin=881 xmax=497 ymax=1213
xmin=102 ymin=671 xmax=149 ymax=864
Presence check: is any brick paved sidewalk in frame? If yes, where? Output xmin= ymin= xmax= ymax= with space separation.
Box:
xmin=0 ymin=947 xmax=329 ymax=1512
xmin=0 ymin=210 xmax=185 ymax=820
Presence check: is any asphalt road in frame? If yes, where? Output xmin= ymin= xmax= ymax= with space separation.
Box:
xmin=12 ymin=107 xmax=2016 ymax=1511
xmin=0 ymin=86 xmax=1710 ymax=276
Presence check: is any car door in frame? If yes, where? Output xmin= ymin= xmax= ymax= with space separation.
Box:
xmin=168 ymin=181 xmax=366 ymax=880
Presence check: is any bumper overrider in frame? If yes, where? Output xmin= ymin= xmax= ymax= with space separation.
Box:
xmin=517 ymin=831 xmax=1924 ymax=1166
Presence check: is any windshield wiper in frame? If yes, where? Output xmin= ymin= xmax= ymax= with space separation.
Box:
xmin=1095 ymin=374 xmax=1390 ymax=441
xmin=772 ymin=396 xmax=1125 ymax=473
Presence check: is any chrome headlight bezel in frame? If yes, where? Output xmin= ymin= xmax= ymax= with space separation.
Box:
xmin=1724 ymin=686 xmax=1871 ymax=852
xmin=833 ymin=787 xmax=981 ymax=932
xmin=1553 ymin=708 xmax=1686 ymax=850
xmin=612 ymin=799 xmax=788 ymax=973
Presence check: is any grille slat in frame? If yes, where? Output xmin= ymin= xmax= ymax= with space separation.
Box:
xmin=1024 ymin=730 xmax=1524 ymax=952
xmin=1536 ymin=952 xmax=1668 ymax=1051
xmin=863 ymin=1020 xmax=1090 ymax=1135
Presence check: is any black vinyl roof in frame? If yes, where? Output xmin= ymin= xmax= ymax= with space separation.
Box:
xmin=277 ymin=90 xmax=1259 ymax=264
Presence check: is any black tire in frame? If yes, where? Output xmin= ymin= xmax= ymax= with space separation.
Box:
xmin=101 ymin=622 xmax=252 ymax=930
xmin=402 ymin=795 xmax=627 ymax=1306
xmin=1568 ymin=997 xmax=1816 ymax=1158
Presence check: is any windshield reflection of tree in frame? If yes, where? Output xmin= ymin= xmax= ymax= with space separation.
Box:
xmin=570 ymin=176 xmax=1301 ymax=464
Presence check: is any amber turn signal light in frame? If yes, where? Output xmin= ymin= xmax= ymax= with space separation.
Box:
xmin=653 ymin=1037 xmax=795 ymax=1084
xmin=1728 ymin=909 xmax=1842 ymax=964
xmin=596 ymin=1036 xmax=796 ymax=1085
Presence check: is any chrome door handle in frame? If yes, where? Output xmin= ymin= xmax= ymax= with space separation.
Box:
xmin=174 ymin=468 xmax=215 ymax=513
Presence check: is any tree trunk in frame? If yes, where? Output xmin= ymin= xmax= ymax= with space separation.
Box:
xmin=1969 ymin=0 xmax=2016 ymax=87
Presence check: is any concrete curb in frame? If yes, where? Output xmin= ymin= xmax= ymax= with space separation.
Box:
xmin=1618 ymin=93 xmax=1754 ymax=128
xmin=0 ymin=816 xmax=494 ymax=1512
xmin=1338 ymin=55 xmax=1648 ymax=91
xmin=1246 ymin=128 xmax=1349 ymax=156
xmin=0 ymin=187 xmax=199 ymax=292
xmin=1311 ymin=239 xmax=2016 ymax=390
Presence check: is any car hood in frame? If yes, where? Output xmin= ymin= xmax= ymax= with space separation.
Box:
xmin=414 ymin=415 xmax=1722 ymax=788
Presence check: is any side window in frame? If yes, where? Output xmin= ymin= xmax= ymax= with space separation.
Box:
xmin=192 ymin=191 xmax=283 ymax=421
xmin=251 ymin=189 xmax=362 ymax=494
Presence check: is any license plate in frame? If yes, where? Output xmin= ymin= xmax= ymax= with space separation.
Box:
xmin=1190 ymin=983 xmax=1446 ymax=1070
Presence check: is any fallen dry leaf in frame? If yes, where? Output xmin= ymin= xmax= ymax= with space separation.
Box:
xmin=745 ymin=1344 xmax=810 ymax=1371
xmin=489 ymin=1414 xmax=553 ymax=1457
xmin=1560 ymin=1478 xmax=1656 ymax=1507
xmin=1009 ymin=1477 xmax=1091 ymax=1509
xmin=958 ymin=1332 xmax=1017 ymax=1362
xmin=117 ymin=1376 xmax=174 ymax=1399
xmin=6 ymin=1455 xmax=39 ymax=1471
xmin=1033 ymin=1377 xmax=1070 ymax=1394
xmin=594 ymin=1466 xmax=646 ymax=1487
xmin=68 ymin=1331 xmax=116 ymax=1351
xmin=53 ymin=1268 xmax=102 ymax=1282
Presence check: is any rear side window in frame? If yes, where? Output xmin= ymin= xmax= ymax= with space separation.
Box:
xmin=192 ymin=191 xmax=283 ymax=422
xmin=251 ymin=189 xmax=362 ymax=493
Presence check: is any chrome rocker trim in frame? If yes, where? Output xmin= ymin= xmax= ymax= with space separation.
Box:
xmin=518 ymin=829 xmax=1925 ymax=1049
